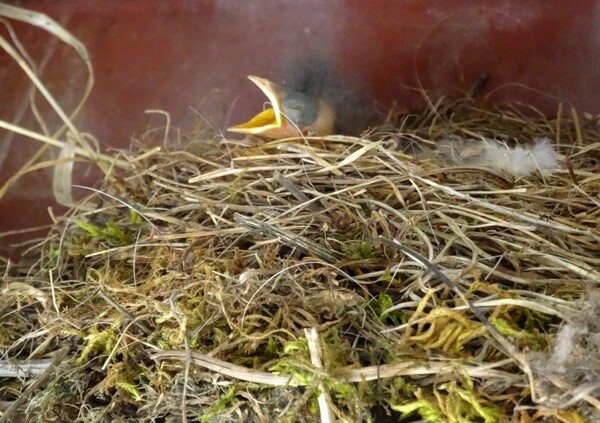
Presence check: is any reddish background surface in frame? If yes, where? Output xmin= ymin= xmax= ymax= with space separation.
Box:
xmin=1 ymin=0 xmax=599 ymax=258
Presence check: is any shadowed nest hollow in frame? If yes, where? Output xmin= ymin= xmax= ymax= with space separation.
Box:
xmin=2 ymin=99 xmax=600 ymax=423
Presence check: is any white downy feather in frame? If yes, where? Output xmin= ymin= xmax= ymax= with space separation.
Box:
xmin=437 ymin=137 xmax=561 ymax=177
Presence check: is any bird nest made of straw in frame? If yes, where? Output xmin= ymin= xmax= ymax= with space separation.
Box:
xmin=2 ymin=95 xmax=600 ymax=423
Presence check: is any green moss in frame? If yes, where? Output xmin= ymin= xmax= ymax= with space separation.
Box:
xmin=75 ymin=219 xmax=132 ymax=245
xmin=393 ymin=381 xmax=500 ymax=423
xmin=76 ymin=325 xmax=118 ymax=365
xmin=200 ymin=385 xmax=238 ymax=423
xmin=129 ymin=208 xmax=144 ymax=226
xmin=491 ymin=317 xmax=546 ymax=351
xmin=283 ymin=337 xmax=308 ymax=354
xmin=393 ymin=399 xmax=445 ymax=423
xmin=364 ymin=293 xmax=405 ymax=325
xmin=340 ymin=241 xmax=377 ymax=259
xmin=116 ymin=382 xmax=142 ymax=400
xmin=269 ymin=359 xmax=312 ymax=386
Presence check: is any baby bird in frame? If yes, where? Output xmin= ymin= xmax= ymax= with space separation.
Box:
xmin=228 ymin=56 xmax=373 ymax=139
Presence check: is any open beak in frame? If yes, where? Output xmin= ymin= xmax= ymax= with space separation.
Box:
xmin=229 ymin=74 xmax=337 ymax=139
xmin=228 ymin=75 xmax=292 ymax=139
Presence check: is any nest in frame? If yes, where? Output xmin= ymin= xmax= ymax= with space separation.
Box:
xmin=2 ymin=96 xmax=600 ymax=422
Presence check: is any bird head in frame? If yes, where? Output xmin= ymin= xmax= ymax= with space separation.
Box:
xmin=228 ymin=75 xmax=335 ymax=139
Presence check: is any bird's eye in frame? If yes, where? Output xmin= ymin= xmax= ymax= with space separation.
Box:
xmin=282 ymin=93 xmax=318 ymax=128
xmin=282 ymin=106 xmax=304 ymax=126
xmin=284 ymin=100 xmax=305 ymax=114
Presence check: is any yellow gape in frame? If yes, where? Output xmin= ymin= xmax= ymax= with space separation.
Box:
xmin=228 ymin=75 xmax=335 ymax=139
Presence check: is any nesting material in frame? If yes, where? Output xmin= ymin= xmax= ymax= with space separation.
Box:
xmin=436 ymin=137 xmax=561 ymax=177
xmin=530 ymin=295 xmax=600 ymax=409
xmin=2 ymin=98 xmax=600 ymax=423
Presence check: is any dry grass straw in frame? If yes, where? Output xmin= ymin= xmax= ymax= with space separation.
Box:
xmin=2 ymin=95 xmax=600 ymax=422
xmin=0 ymin=3 xmax=128 ymax=208
xmin=2 ymin=5 xmax=600 ymax=422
